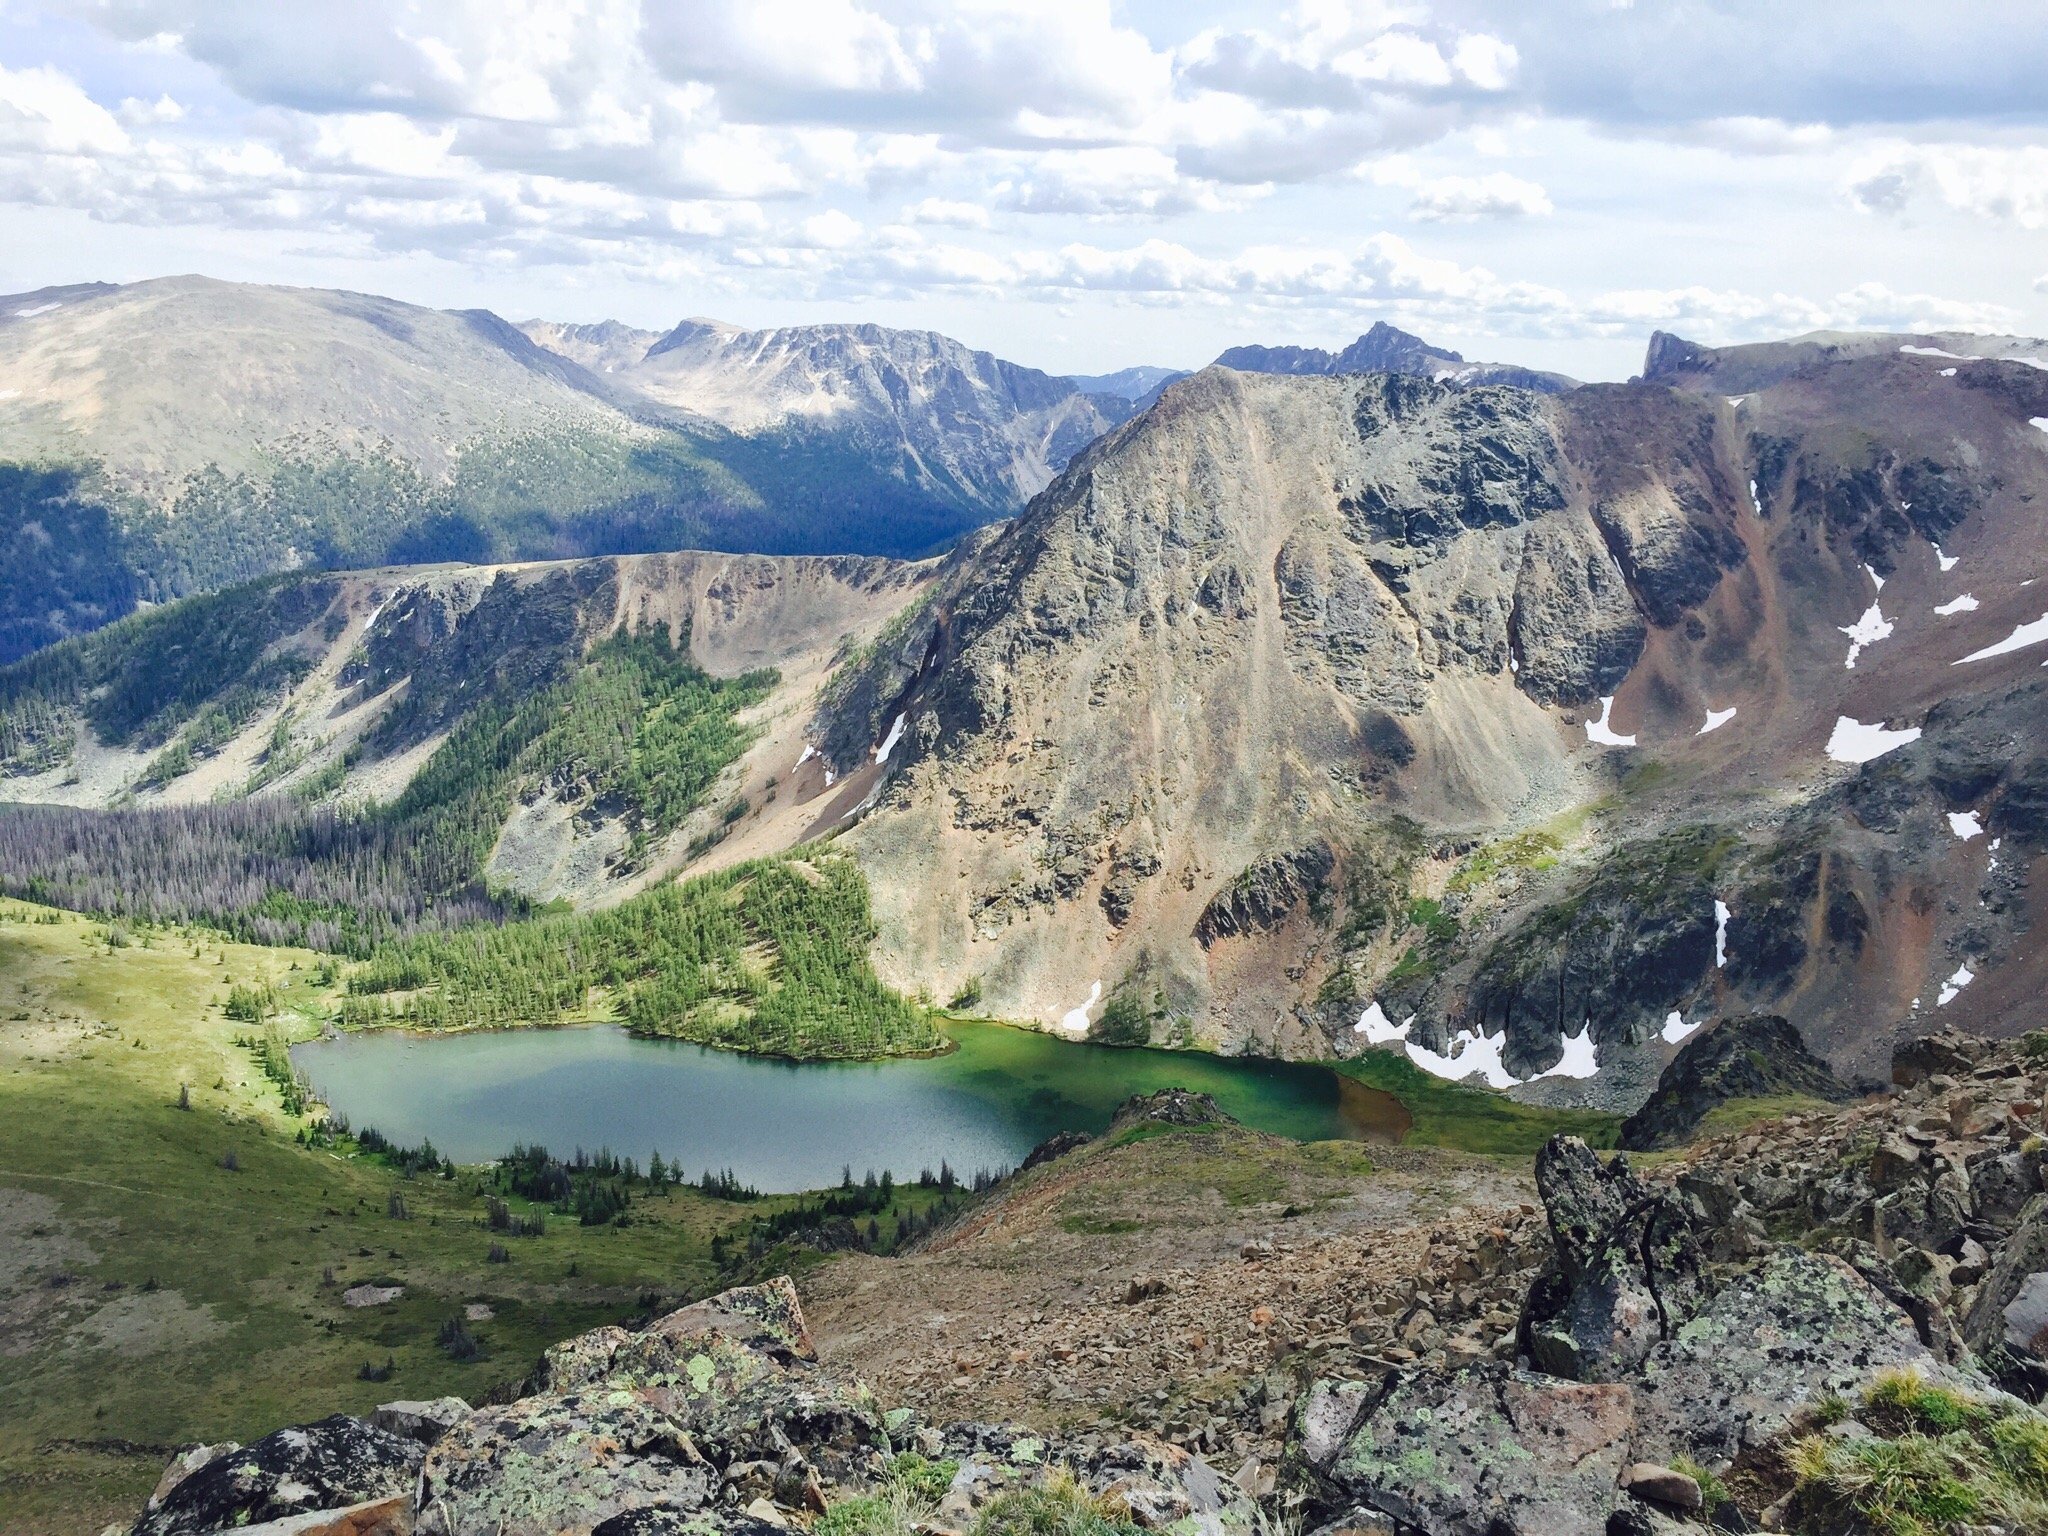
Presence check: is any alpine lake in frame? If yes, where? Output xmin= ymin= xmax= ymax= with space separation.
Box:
xmin=294 ymin=1018 xmax=1410 ymax=1193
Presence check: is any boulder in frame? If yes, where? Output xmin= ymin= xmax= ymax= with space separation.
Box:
xmin=1893 ymin=1032 xmax=1983 ymax=1088
xmin=1964 ymin=1195 xmax=2048 ymax=1354
xmin=1631 ymin=1250 xmax=1941 ymax=1462
xmin=1620 ymin=1014 xmax=1852 ymax=1151
xmin=145 ymin=1443 xmax=238 ymax=1514
xmin=1286 ymin=1365 xmax=1636 ymax=1536
xmin=589 ymin=1511 xmax=785 ymax=1536
xmin=222 ymin=1497 xmax=415 ymax=1536
xmin=371 ymin=1398 xmax=471 ymax=1446
xmin=133 ymin=1417 xmax=424 ymax=1536
xmin=1619 ymin=1463 xmax=1702 ymax=1511
xmin=1070 ymin=1436 xmax=1251 ymax=1536
xmin=1518 ymin=1137 xmax=1702 ymax=1380
xmin=415 ymin=1281 xmax=886 ymax=1536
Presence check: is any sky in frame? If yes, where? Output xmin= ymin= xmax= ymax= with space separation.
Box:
xmin=0 ymin=0 xmax=2043 ymax=380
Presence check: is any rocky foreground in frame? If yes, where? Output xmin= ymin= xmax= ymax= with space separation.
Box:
xmin=119 ymin=1029 xmax=2048 ymax=1536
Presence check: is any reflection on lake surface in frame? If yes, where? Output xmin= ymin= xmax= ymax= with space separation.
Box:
xmin=294 ymin=1019 xmax=1404 ymax=1193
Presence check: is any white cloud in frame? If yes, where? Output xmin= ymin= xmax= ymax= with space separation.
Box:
xmin=1 ymin=0 xmax=2042 ymax=373
xmin=901 ymin=196 xmax=989 ymax=228
xmin=1399 ymin=169 xmax=1551 ymax=220
xmin=1848 ymin=143 xmax=2048 ymax=229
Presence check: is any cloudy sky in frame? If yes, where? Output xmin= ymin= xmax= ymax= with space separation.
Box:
xmin=1 ymin=0 xmax=2043 ymax=378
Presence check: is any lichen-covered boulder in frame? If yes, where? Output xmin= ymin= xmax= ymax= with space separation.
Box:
xmin=1517 ymin=1137 xmax=1702 ymax=1381
xmin=589 ymin=1510 xmax=786 ymax=1536
xmin=1630 ymin=1249 xmax=1941 ymax=1461
xmin=1069 ymin=1437 xmax=1253 ymax=1536
xmin=414 ymin=1392 xmax=720 ymax=1536
xmin=415 ymin=1281 xmax=885 ymax=1536
xmin=1286 ymin=1365 xmax=1637 ymax=1536
xmin=133 ymin=1416 xmax=423 ymax=1536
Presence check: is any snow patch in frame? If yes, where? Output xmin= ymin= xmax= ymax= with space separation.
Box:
xmin=1536 ymin=1025 xmax=1600 ymax=1080
xmin=1748 ymin=478 xmax=1763 ymax=515
xmin=1725 ymin=395 xmax=1746 ymax=407
xmin=1714 ymin=900 xmax=1730 ymax=968
xmin=1058 ymin=981 xmax=1102 ymax=1037
xmin=1353 ymin=1002 xmax=1413 ymax=1044
xmin=1865 ymin=564 xmax=1886 ymax=592
xmin=1941 ymin=367 xmax=1958 ymax=377
xmin=1932 ymin=544 xmax=1959 ymax=572
xmin=12 ymin=302 xmax=60 ymax=318
xmin=1901 ymin=344 xmax=1973 ymax=360
xmin=1955 ymin=613 xmax=2048 ymax=664
xmin=1937 ymin=965 xmax=1975 ymax=1007
xmin=873 ymin=713 xmax=906 ymax=764
xmin=1826 ymin=716 xmax=1921 ymax=764
xmin=1949 ymin=810 xmax=1984 ymax=841
xmin=1405 ymin=1029 xmax=1518 ymax=1090
xmin=823 ymin=768 xmax=836 ymax=787
xmin=2033 ymin=418 xmax=2048 ymax=436
xmin=796 ymin=743 xmax=817 ymax=768
xmin=1934 ymin=593 xmax=1979 ymax=615
xmin=1840 ymin=600 xmax=1893 ymax=668
xmin=1661 ymin=1011 xmax=1699 ymax=1045
xmin=0 ymin=389 xmax=18 ymax=402
xmin=1698 ymin=706 xmax=1737 ymax=735
xmin=1584 ymin=695 xmax=1635 ymax=747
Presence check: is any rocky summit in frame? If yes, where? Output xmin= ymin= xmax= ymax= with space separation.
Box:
xmin=108 ymin=1032 xmax=2048 ymax=1536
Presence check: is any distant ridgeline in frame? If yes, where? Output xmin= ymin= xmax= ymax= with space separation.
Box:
xmin=0 ymin=276 xmax=1134 ymax=665
xmin=0 ymin=427 xmax=974 ymax=667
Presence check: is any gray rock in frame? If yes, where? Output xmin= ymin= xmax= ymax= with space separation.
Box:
xmin=1965 ymin=1195 xmax=2048 ymax=1354
xmin=132 ymin=1417 xmax=423 ymax=1536
xmin=416 ymin=1281 xmax=886 ymax=1536
xmin=1287 ymin=1365 xmax=1636 ymax=1536
xmin=145 ymin=1443 xmax=238 ymax=1514
xmin=1619 ymin=1462 xmax=1702 ymax=1511
xmin=371 ymin=1397 xmax=470 ymax=1446
xmin=1631 ymin=1250 xmax=1942 ymax=1463
xmin=2002 ymin=1272 xmax=2048 ymax=1358
xmin=1518 ymin=1137 xmax=1701 ymax=1381
xmin=590 ymin=1509 xmax=788 ymax=1536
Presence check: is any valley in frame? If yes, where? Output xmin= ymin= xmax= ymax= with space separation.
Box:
xmin=5 ymin=310 xmax=2048 ymax=1536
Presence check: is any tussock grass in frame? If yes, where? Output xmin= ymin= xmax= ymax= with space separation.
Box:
xmin=1784 ymin=1369 xmax=2048 ymax=1536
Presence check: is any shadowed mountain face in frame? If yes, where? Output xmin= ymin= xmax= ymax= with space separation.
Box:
xmin=0 ymin=277 xmax=1125 ymax=663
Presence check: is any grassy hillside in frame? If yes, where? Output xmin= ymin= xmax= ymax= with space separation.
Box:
xmin=0 ymin=898 xmax=957 ymax=1535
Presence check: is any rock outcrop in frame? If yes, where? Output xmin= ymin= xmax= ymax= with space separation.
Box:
xmin=1620 ymin=1013 xmax=1855 ymax=1150
xmin=1285 ymin=1029 xmax=2048 ymax=1532
xmin=132 ymin=1277 xmax=1249 ymax=1536
xmin=133 ymin=1416 xmax=424 ymax=1536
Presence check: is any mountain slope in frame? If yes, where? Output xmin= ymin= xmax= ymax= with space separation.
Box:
xmin=806 ymin=340 xmax=2048 ymax=1095
xmin=0 ymin=548 xmax=935 ymax=919
xmin=577 ymin=316 xmax=1134 ymax=519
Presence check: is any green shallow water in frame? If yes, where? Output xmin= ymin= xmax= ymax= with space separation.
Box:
xmin=294 ymin=1019 xmax=1404 ymax=1193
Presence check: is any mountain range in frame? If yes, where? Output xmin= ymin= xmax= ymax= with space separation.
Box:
xmin=4 ymin=312 xmax=2046 ymax=1113
xmin=0 ymin=275 xmax=1130 ymax=664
